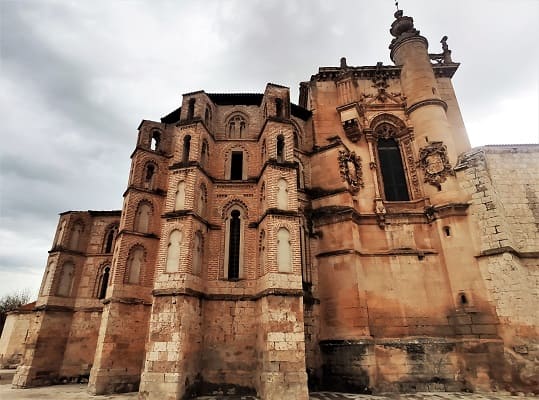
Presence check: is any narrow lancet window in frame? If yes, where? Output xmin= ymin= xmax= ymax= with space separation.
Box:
xmin=276 ymin=135 xmax=285 ymax=163
xmin=228 ymin=210 xmax=241 ymax=279
xmin=182 ymin=135 xmax=191 ymax=164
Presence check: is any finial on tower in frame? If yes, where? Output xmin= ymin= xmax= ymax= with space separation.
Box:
xmin=395 ymin=0 xmax=399 ymax=11
xmin=389 ymin=7 xmax=421 ymax=51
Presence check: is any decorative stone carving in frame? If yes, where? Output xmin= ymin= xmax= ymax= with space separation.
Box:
xmin=429 ymin=36 xmax=453 ymax=64
xmin=359 ymin=63 xmax=406 ymax=107
xmin=419 ymin=141 xmax=455 ymax=189
xmin=338 ymin=149 xmax=364 ymax=193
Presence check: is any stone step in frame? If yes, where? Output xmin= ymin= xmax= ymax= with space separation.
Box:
xmin=0 ymin=369 xmax=15 ymax=386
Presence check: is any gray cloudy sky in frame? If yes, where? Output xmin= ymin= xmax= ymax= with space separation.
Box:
xmin=0 ymin=0 xmax=538 ymax=299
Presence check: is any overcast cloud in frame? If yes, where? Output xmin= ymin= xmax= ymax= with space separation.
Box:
xmin=0 ymin=0 xmax=538 ymax=298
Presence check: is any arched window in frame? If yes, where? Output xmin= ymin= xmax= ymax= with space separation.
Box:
xmin=197 ymin=183 xmax=207 ymax=217
xmin=300 ymin=225 xmax=310 ymax=284
xmin=261 ymin=139 xmax=267 ymax=162
xmin=103 ymin=225 xmax=117 ymax=253
xmin=165 ymin=230 xmax=182 ymax=273
xmin=224 ymin=208 xmax=245 ymax=280
xmin=143 ymin=163 xmax=156 ymax=190
xmin=227 ymin=115 xmax=247 ymax=138
xmin=150 ymin=130 xmax=160 ymax=151
xmin=127 ymin=246 xmax=144 ymax=284
xmin=187 ymin=98 xmax=195 ymax=120
xmin=204 ymin=106 xmax=212 ymax=126
xmin=97 ymin=265 xmax=110 ymax=300
xmin=40 ymin=261 xmax=55 ymax=296
xmin=69 ymin=221 xmax=84 ymax=251
xmin=192 ymin=231 xmax=203 ymax=275
xmin=293 ymin=130 xmax=299 ymax=149
xmin=295 ymin=158 xmax=305 ymax=189
xmin=277 ymin=228 xmax=292 ymax=272
xmin=182 ymin=135 xmax=191 ymax=164
xmin=201 ymin=139 xmax=209 ymax=167
xmin=258 ymin=230 xmax=266 ymax=277
xmin=275 ymin=98 xmax=283 ymax=118
xmin=260 ymin=182 xmax=266 ymax=210
xmin=174 ymin=181 xmax=186 ymax=210
xmin=276 ymin=135 xmax=285 ymax=163
xmin=277 ymin=178 xmax=288 ymax=210
xmin=135 ymin=202 xmax=152 ymax=233
xmin=57 ymin=262 xmax=75 ymax=296
xmin=55 ymin=219 xmax=67 ymax=247
xmin=377 ymin=137 xmax=409 ymax=201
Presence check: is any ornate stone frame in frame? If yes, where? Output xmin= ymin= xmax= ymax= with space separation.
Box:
xmin=418 ymin=141 xmax=455 ymax=189
xmin=338 ymin=149 xmax=364 ymax=193
xmin=365 ymin=114 xmax=422 ymax=201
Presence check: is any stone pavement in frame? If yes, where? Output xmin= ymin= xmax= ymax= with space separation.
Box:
xmin=0 ymin=383 xmax=537 ymax=400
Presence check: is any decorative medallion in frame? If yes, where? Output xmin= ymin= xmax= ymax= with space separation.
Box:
xmin=338 ymin=149 xmax=364 ymax=193
xmin=418 ymin=141 xmax=455 ymax=189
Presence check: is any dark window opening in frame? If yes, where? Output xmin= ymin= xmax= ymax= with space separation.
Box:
xmin=444 ymin=226 xmax=451 ymax=237
xmin=275 ymin=98 xmax=283 ymax=118
xmin=459 ymin=293 xmax=468 ymax=305
xmin=377 ymin=138 xmax=409 ymax=201
xmin=150 ymin=131 xmax=160 ymax=151
xmin=104 ymin=229 xmax=115 ymax=253
xmin=205 ymin=107 xmax=211 ymax=126
xmin=182 ymin=135 xmax=191 ymax=163
xmin=98 ymin=266 xmax=110 ymax=300
xmin=293 ymin=131 xmax=299 ymax=148
xmin=187 ymin=99 xmax=195 ymax=120
xmin=276 ymin=135 xmax=285 ymax=163
xmin=230 ymin=151 xmax=243 ymax=180
xmin=145 ymin=164 xmax=155 ymax=182
xmin=228 ymin=210 xmax=241 ymax=279
xmin=201 ymin=140 xmax=208 ymax=166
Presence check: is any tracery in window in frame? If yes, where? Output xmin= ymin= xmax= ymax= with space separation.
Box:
xmin=227 ymin=115 xmax=247 ymax=138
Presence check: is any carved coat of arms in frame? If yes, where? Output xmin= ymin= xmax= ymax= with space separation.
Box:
xmin=338 ymin=149 xmax=364 ymax=193
xmin=418 ymin=141 xmax=455 ymax=189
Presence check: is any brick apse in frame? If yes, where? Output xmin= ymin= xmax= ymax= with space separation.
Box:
xmin=9 ymin=10 xmax=538 ymax=399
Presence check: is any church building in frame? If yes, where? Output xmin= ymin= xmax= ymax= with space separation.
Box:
xmin=5 ymin=9 xmax=538 ymax=400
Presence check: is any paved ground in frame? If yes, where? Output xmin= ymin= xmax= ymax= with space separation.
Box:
xmin=0 ymin=384 xmax=536 ymax=400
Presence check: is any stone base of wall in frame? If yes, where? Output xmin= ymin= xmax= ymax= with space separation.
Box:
xmin=319 ymin=337 xmax=507 ymax=394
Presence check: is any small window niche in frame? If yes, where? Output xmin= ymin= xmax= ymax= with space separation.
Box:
xmin=443 ymin=226 xmax=451 ymax=237
xmin=457 ymin=291 xmax=473 ymax=310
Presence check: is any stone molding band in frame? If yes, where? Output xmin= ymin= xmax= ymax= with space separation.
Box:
xmin=405 ymin=98 xmax=448 ymax=115
xmin=152 ymin=287 xmax=304 ymax=301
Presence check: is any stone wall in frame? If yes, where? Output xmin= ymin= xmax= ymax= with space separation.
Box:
xmin=457 ymin=145 xmax=539 ymax=392
xmin=0 ymin=309 xmax=33 ymax=369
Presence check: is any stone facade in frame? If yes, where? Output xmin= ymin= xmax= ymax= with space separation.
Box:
xmin=5 ymin=9 xmax=538 ymax=399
